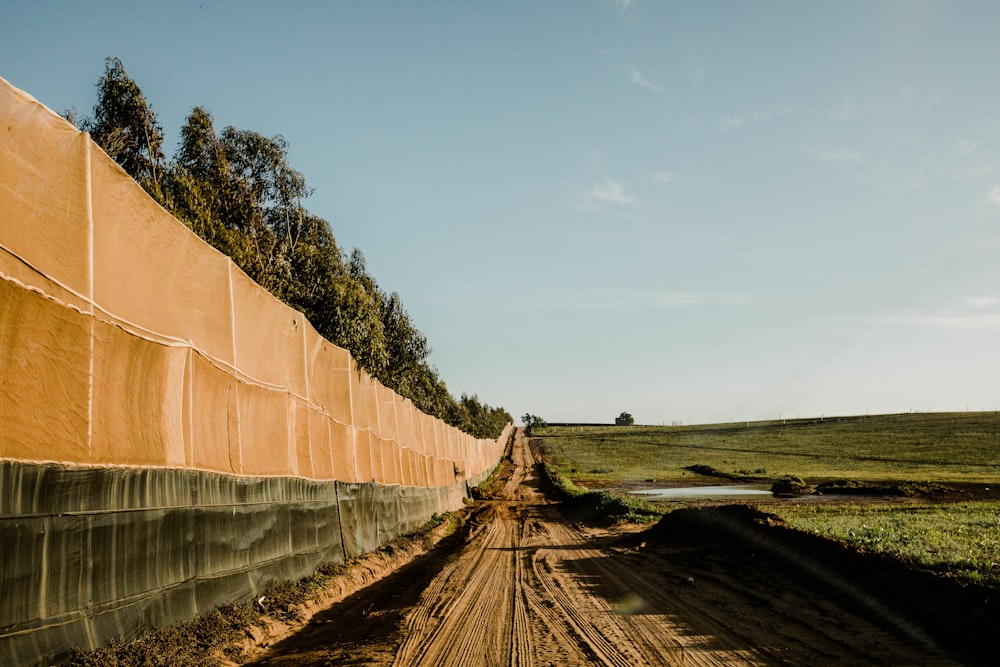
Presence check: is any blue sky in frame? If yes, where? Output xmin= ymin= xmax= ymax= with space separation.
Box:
xmin=4 ymin=1 xmax=1000 ymax=425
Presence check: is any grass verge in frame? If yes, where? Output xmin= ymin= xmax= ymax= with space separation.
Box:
xmin=763 ymin=500 xmax=1000 ymax=588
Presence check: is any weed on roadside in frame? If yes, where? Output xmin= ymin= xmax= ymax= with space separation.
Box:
xmin=543 ymin=462 xmax=664 ymax=526
xmin=68 ymin=602 xmax=258 ymax=667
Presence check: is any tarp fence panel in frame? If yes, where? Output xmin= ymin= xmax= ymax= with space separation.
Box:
xmin=335 ymin=481 xmax=378 ymax=559
xmin=0 ymin=75 xmax=513 ymax=665
xmin=0 ymin=82 xmax=91 ymax=301
xmin=0 ymin=279 xmax=91 ymax=463
xmin=1 ymin=76 xmax=505 ymax=483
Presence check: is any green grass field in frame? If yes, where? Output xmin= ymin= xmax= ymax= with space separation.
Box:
xmin=535 ymin=412 xmax=1000 ymax=587
xmin=537 ymin=412 xmax=1000 ymax=485
xmin=760 ymin=501 xmax=1000 ymax=586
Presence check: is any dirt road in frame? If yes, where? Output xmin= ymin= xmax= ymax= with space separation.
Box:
xmin=245 ymin=430 xmax=967 ymax=666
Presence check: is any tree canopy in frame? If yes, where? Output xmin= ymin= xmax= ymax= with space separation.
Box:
xmin=82 ymin=57 xmax=166 ymax=197
xmin=79 ymin=57 xmax=510 ymax=439
xmin=521 ymin=414 xmax=546 ymax=436
xmin=615 ymin=412 xmax=635 ymax=426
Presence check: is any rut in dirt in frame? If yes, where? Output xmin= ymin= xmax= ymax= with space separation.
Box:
xmin=245 ymin=431 xmax=975 ymax=667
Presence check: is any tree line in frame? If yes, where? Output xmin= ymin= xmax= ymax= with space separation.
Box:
xmin=70 ymin=57 xmax=511 ymax=440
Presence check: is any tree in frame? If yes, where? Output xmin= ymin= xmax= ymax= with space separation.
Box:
xmin=215 ymin=126 xmax=311 ymax=294
xmin=341 ymin=249 xmax=388 ymax=378
xmin=405 ymin=363 xmax=452 ymax=421
xmin=381 ymin=291 xmax=430 ymax=397
xmin=83 ymin=57 xmax=166 ymax=197
xmin=522 ymin=414 xmax=546 ymax=436
xmin=458 ymin=394 xmax=512 ymax=440
xmin=59 ymin=107 xmax=79 ymax=128
xmin=330 ymin=274 xmax=387 ymax=377
xmin=615 ymin=411 xmax=635 ymax=426
xmin=76 ymin=57 xmax=514 ymax=440
xmin=284 ymin=213 xmax=344 ymax=322
xmin=168 ymin=106 xmax=238 ymax=254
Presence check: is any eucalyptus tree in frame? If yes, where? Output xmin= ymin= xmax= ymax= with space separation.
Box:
xmin=169 ymin=106 xmax=312 ymax=295
xmin=83 ymin=57 xmax=166 ymax=197
xmin=168 ymin=106 xmax=237 ymax=255
xmin=381 ymin=291 xmax=430 ymax=397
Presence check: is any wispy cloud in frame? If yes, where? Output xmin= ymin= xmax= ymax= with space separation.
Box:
xmin=965 ymin=296 xmax=1000 ymax=309
xmin=569 ymin=288 xmax=752 ymax=311
xmin=652 ymin=170 xmax=677 ymax=183
xmin=614 ymin=0 xmax=635 ymax=14
xmin=956 ymin=138 xmax=978 ymax=156
xmin=829 ymin=100 xmax=873 ymax=122
xmin=723 ymin=114 xmax=746 ymax=130
xmin=722 ymin=106 xmax=803 ymax=131
xmin=802 ymin=146 xmax=863 ymax=164
xmin=878 ymin=313 xmax=1000 ymax=331
xmin=817 ymin=147 xmax=863 ymax=163
xmin=877 ymin=298 xmax=1000 ymax=331
xmin=588 ymin=179 xmax=635 ymax=205
xmin=621 ymin=64 xmax=662 ymax=95
xmin=805 ymin=130 xmax=998 ymax=194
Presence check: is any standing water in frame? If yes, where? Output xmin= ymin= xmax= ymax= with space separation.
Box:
xmin=631 ymin=485 xmax=773 ymax=501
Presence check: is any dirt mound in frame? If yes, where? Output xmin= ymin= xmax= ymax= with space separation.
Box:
xmin=638 ymin=505 xmax=1000 ymax=666
xmin=683 ymin=464 xmax=763 ymax=481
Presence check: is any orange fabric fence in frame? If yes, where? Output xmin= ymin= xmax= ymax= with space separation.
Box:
xmin=0 ymin=76 xmax=510 ymax=485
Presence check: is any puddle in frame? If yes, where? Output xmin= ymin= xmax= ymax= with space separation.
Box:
xmin=630 ymin=485 xmax=774 ymax=500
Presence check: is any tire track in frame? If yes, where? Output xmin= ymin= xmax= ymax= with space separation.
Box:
xmin=526 ymin=546 xmax=641 ymax=666
xmin=392 ymin=501 xmax=537 ymax=667
xmin=524 ymin=512 xmax=753 ymax=667
xmin=510 ymin=523 xmax=532 ymax=667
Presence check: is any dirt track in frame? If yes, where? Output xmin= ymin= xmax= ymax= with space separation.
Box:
xmin=244 ymin=430 xmax=970 ymax=666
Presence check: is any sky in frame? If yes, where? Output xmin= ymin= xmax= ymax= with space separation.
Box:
xmin=4 ymin=0 xmax=1000 ymax=425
